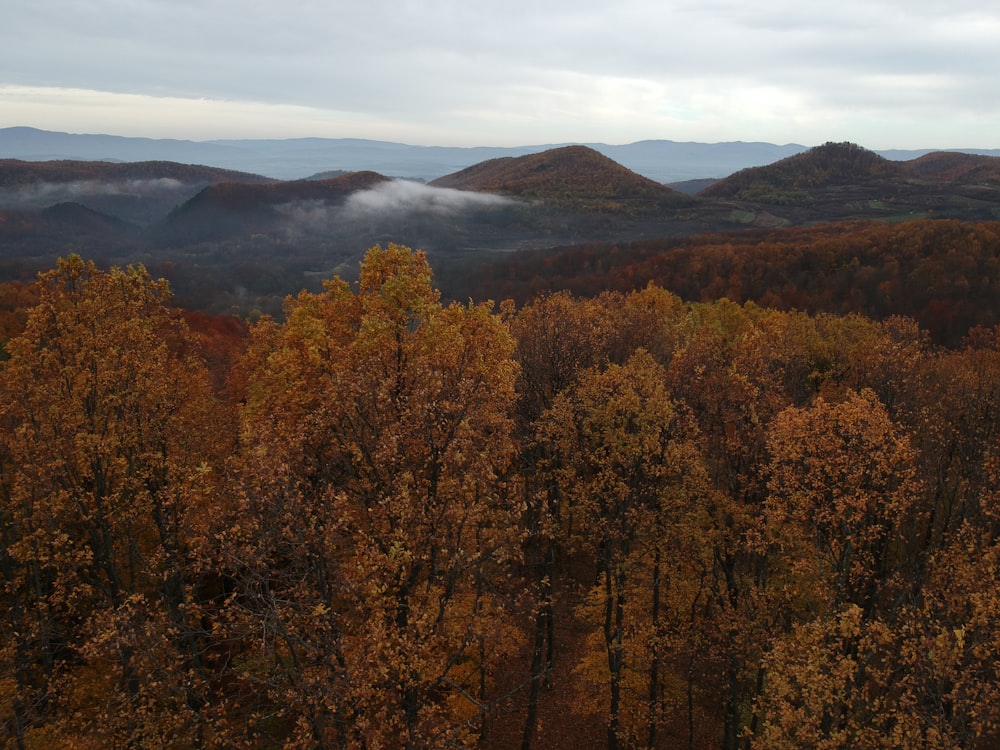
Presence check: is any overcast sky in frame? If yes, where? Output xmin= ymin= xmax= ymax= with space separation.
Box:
xmin=2 ymin=0 xmax=998 ymax=149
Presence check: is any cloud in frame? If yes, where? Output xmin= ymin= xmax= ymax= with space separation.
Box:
xmin=2 ymin=0 xmax=999 ymax=149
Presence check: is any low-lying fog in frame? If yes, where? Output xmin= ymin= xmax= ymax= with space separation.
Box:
xmin=275 ymin=179 xmax=517 ymax=236
xmin=0 ymin=178 xmax=189 ymax=209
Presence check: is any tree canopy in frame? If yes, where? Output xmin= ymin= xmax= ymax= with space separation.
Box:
xmin=4 ymin=246 xmax=1000 ymax=749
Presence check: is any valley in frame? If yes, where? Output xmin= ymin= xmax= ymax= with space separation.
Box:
xmin=2 ymin=140 xmax=1000 ymax=324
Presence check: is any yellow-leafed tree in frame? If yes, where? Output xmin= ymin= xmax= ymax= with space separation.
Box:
xmin=536 ymin=349 xmax=712 ymax=749
xmin=0 ymin=256 xmax=229 ymax=747
xmin=232 ymin=244 xmax=523 ymax=748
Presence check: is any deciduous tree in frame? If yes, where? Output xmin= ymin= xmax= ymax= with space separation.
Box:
xmin=537 ymin=349 xmax=709 ymax=749
xmin=232 ymin=244 xmax=523 ymax=748
xmin=758 ymin=389 xmax=925 ymax=748
xmin=0 ymin=256 xmax=229 ymax=747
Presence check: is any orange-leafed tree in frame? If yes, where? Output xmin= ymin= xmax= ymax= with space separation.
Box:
xmin=510 ymin=284 xmax=690 ymax=750
xmin=883 ymin=521 xmax=1000 ymax=749
xmin=757 ymin=389 xmax=924 ymax=748
xmin=664 ymin=299 xmax=787 ymax=749
xmin=508 ymin=289 xmax=629 ymax=749
xmin=0 ymin=280 xmax=39 ymax=350
xmin=231 ymin=244 xmax=523 ymax=748
xmin=536 ymin=349 xmax=710 ymax=749
xmin=0 ymin=256 xmax=230 ymax=747
xmin=764 ymin=388 xmax=922 ymax=616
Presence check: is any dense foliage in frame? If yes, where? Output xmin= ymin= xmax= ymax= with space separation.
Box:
xmin=4 ymin=245 xmax=1000 ymax=748
xmin=465 ymin=219 xmax=1000 ymax=347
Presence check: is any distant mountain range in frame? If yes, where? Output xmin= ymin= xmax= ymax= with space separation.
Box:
xmin=2 ymin=140 xmax=1000 ymax=317
xmin=4 ymin=141 xmax=1000 ymax=246
xmin=5 ymin=126 xmax=996 ymax=184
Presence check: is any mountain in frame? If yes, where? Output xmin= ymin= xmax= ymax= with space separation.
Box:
xmin=703 ymin=142 xmax=1000 ymax=199
xmin=39 ymin=202 xmax=138 ymax=239
xmin=0 ymin=201 xmax=139 ymax=261
xmin=0 ymin=127 xmax=257 ymax=168
xmin=3 ymin=141 xmax=1000 ymax=318
xmin=5 ymin=143 xmax=1000 ymax=251
xmin=430 ymin=145 xmax=691 ymax=213
xmin=700 ymin=142 xmax=903 ymax=199
xmin=904 ymin=151 xmax=1000 ymax=183
xmin=695 ymin=142 xmax=1000 ymax=225
xmin=0 ymin=158 xmax=273 ymax=188
xmin=5 ymin=127 xmax=1000 ymax=186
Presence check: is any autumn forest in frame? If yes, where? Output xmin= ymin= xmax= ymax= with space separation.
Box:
xmin=3 ymin=239 xmax=1000 ymax=749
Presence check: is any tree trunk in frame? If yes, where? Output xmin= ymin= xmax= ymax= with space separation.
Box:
xmin=521 ymin=609 xmax=547 ymax=750
xmin=647 ymin=546 xmax=662 ymax=749
xmin=604 ymin=560 xmax=626 ymax=750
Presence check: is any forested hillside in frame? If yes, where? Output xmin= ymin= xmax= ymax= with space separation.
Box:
xmin=429 ymin=145 xmax=692 ymax=214
xmin=459 ymin=219 xmax=1000 ymax=347
xmin=4 ymin=143 xmax=1000 ymax=322
xmin=3 ymin=246 xmax=1000 ymax=749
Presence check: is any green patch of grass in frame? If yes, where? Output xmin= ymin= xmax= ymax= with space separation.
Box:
xmin=728 ymin=209 xmax=757 ymax=224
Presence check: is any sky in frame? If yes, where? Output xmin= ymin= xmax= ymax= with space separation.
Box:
xmin=2 ymin=0 xmax=999 ymax=149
